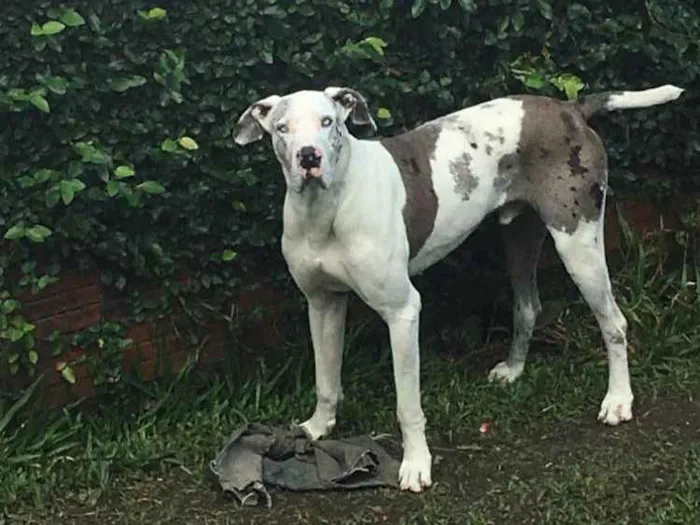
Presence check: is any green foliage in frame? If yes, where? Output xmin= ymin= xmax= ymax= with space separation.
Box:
xmin=0 ymin=1 xmax=698 ymax=388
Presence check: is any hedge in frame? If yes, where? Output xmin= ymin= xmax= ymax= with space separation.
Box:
xmin=0 ymin=0 xmax=698 ymax=388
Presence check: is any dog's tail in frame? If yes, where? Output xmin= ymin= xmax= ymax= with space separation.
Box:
xmin=572 ymin=84 xmax=685 ymax=120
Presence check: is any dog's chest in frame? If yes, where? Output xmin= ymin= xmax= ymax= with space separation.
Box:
xmin=282 ymin=237 xmax=353 ymax=293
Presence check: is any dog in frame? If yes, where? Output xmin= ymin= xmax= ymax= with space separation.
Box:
xmin=233 ymin=83 xmax=684 ymax=492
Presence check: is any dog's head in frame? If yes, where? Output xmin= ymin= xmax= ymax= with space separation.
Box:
xmin=233 ymin=87 xmax=376 ymax=192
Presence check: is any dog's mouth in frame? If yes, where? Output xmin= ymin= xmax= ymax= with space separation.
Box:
xmin=298 ymin=168 xmax=327 ymax=192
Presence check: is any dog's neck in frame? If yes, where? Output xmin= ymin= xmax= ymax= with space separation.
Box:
xmin=282 ymin=134 xmax=355 ymax=244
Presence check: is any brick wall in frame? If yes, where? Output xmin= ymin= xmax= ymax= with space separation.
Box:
xmin=8 ymin=195 xmax=691 ymax=408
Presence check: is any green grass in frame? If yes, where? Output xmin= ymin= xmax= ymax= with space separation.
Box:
xmin=2 ymin=218 xmax=700 ymax=525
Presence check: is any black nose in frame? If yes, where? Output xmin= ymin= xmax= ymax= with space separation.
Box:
xmin=299 ymin=146 xmax=322 ymax=170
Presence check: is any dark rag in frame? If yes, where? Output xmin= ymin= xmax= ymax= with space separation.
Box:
xmin=209 ymin=423 xmax=400 ymax=507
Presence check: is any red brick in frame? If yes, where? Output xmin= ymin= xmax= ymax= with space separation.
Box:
xmin=238 ymin=282 xmax=287 ymax=315
xmin=100 ymin=296 xmax=128 ymax=320
xmin=127 ymin=322 xmax=151 ymax=344
xmin=21 ymin=285 xmax=100 ymax=322
xmin=122 ymin=341 xmax=156 ymax=374
xmin=33 ymin=302 xmax=100 ymax=338
xmin=136 ymin=359 xmax=154 ymax=381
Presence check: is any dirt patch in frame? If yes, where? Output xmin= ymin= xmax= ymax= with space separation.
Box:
xmin=30 ymin=395 xmax=699 ymax=525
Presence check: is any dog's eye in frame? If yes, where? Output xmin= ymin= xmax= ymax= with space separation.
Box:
xmin=321 ymin=116 xmax=333 ymax=128
xmin=276 ymin=123 xmax=289 ymax=134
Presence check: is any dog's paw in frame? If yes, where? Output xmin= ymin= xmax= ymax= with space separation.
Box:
xmin=399 ymin=449 xmax=432 ymax=493
xmin=299 ymin=415 xmax=336 ymax=441
xmin=488 ymin=361 xmax=523 ymax=384
xmin=598 ymin=391 xmax=634 ymax=425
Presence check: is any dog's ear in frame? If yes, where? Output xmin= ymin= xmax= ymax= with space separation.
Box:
xmin=233 ymin=95 xmax=282 ymax=145
xmin=324 ymin=87 xmax=377 ymax=132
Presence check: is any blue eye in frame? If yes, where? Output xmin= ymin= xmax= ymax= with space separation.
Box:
xmin=321 ymin=116 xmax=333 ymax=127
xmin=276 ymin=123 xmax=289 ymax=133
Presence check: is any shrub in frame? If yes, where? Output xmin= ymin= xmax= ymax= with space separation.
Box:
xmin=0 ymin=0 xmax=698 ymax=386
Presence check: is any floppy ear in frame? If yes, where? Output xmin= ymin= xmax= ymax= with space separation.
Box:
xmin=323 ymin=87 xmax=377 ymax=132
xmin=233 ymin=95 xmax=282 ymax=145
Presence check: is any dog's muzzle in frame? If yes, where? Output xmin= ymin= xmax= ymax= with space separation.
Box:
xmin=297 ymin=146 xmax=325 ymax=185
xmin=298 ymin=146 xmax=322 ymax=170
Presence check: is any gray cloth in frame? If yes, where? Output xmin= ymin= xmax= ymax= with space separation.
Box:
xmin=209 ymin=423 xmax=400 ymax=508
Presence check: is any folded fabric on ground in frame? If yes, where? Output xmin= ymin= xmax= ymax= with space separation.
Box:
xmin=209 ymin=423 xmax=400 ymax=508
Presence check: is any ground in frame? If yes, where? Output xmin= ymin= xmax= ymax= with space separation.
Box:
xmin=2 ymin=228 xmax=700 ymax=525
xmin=42 ymin=395 xmax=700 ymax=525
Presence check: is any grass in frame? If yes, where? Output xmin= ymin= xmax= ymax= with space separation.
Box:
xmin=1 ymin=214 xmax=700 ymax=525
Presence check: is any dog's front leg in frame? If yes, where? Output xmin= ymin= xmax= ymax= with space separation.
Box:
xmin=385 ymin=286 xmax=432 ymax=493
xmin=300 ymin=292 xmax=348 ymax=440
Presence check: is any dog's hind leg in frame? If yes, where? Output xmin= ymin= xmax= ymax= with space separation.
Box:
xmin=489 ymin=208 xmax=547 ymax=383
xmin=548 ymin=217 xmax=633 ymax=425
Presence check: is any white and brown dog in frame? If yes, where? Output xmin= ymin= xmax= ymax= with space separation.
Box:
xmin=234 ymin=84 xmax=684 ymax=492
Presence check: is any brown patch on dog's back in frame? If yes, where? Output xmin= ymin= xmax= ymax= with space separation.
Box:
xmin=381 ymin=124 xmax=441 ymax=259
xmin=567 ymin=146 xmax=589 ymax=176
xmin=505 ymin=95 xmax=608 ymax=232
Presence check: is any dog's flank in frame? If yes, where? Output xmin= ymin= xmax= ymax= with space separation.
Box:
xmin=233 ymin=83 xmax=684 ymax=494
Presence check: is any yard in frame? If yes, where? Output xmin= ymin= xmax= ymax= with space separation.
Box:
xmin=1 ymin=3 xmax=699 ymax=524
xmin=3 ymin=226 xmax=699 ymax=525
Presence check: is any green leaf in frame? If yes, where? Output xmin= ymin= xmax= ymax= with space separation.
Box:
xmin=536 ymin=0 xmax=553 ymax=20
xmin=457 ymin=0 xmax=476 ymax=11
xmin=29 ymin=93 xmax=50 ymax=113
xmin=222 ymin=249 xmax=237 ymax=261
xmin=440 ymin=0 xmax=452 ymax=9
xmin=551 ymin=73 xmax=586 ymax=101
xmin=115 ymin=165 xmax=135 ymax=179
xmin=109 ymin=75 xmax=147 ymax=92
xmin=30 ymin=23 xmax=44 ymax=36
xmin=39 ymin=75 xmax=68 ymax=95
xmin=411 ymin=0 xmax=427 ymax=18
xmin=28 ymin=350 xmax=39 ymax=365
xmin=37 ymin=275 xmax=51 ymax=290
xmin=34 ymin=169 xmax=56 ymax=183
xmin=17 ymin=176 xmax=35 ymax=188
xmin=139 ymin=7 xmax=167 ymax=20
xmin=67 ymin=162 xmax=84 ymax=178
xmin=377 ymin=107 xmax=392 ymax=119
xmin=106 ymin=180 xmax=120 ymax=197
xmin=60 ymin=9 xmax=85 ymax=27
xmin=45 ymin=186 xmax=61 ymax=208
xmin=60 ymin=180 xmax=76 ymax=205
xmin=60 ymin=364 xmax=76 ymax=384
xmin=497 ymin=15 xmax=510 ymax=34
xmin=178 ymin=136 xmax=199 ymax=151
xmin=4 ymin=225 xmax=25 ymax=240
xmin=362 ymin=36 xmax=388 ymax=56
xmin=25 ymin=225 xmax=52 ymax=243
xmin=25 ymin=230 xmax=46 ymax=243
xmin=136 ymin=181 xmax=166 ymax=194
xmin=524 ymin=72 xmax=546 ymax=90
xmin=512 ymin=11 xmax=525 ymax=32
xmin=70 ymin=179 xmax=86 ymax=191
xmin=161 ymin=138 xmax=178 ymax=152
xmin=41 ymin=21 xmax=66 ymax=35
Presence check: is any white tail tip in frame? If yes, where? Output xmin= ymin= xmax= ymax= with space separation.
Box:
xmin=607 ymin=84 xmax=685 ymax=111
